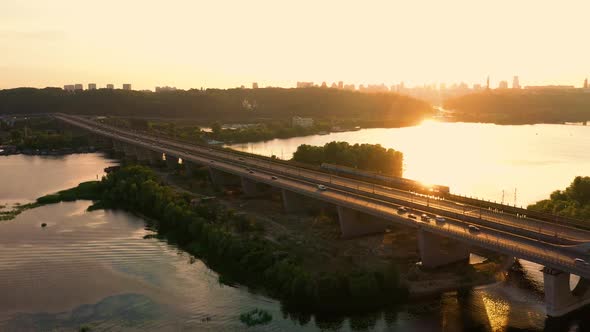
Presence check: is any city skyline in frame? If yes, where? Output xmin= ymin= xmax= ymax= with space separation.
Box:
xmin=2 ymin=1 xmax=589 ymax=90
xmin=55 ymin=76 xmax=590 ymax=93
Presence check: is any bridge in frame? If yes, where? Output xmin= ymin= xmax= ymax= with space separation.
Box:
xmin=55 ymin=113 xmax=590 ymax=317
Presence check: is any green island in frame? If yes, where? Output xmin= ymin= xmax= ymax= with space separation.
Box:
xmin=292 ymin=141 xmax=403 ymax=177
xmin=528 ymin=176 xmax=590 ymax=219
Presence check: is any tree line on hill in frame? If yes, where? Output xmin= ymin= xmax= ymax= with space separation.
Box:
xmin=0 ymin=87 xmax=434 ymax=126
xmin=444 ymin=90 xmax=590 ymax=124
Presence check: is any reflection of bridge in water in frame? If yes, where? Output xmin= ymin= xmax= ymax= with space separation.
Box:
xmin=56 ymin=113 xmax=590 ymax=317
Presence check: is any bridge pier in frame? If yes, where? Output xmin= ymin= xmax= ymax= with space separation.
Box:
xmin=122 ymin=143 xmax=138 ymax=162
xmin=543 ymin=267 xmax=590 ymax=317
xmin=88 ymin=134 xmax=109 ymax=150
xmin=183 ymin=161 xmax=197 ymax=177
xmin=418 ymin=229 xmax=470 ymax=268
xmin=240 ymin=177 xmax=268 ymax=197
xmin=112 ymin=140 xmax=124 ymax=154
xmin=164 ymin=154 xmax=179 ymax=169
xmin=281 ymin=189 xmax=307 ymax=214
xmin=150 ymin=151 xmax=164 ymax=165
xmin=133 ymin=147 xmax=152 ymax=164
xmin=208 ymin=167 xmax=241 ymax=187
xmin=336 ymin=206 xmax=390 ymax=239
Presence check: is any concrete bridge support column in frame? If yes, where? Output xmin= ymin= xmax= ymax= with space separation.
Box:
xmin=150 ymin=151 xmax=164 ymax=165
xmin=208 ymin=167 xmax=241 ymax=187
xmin=135 ymin=147 xmax=153 ymax=164
xmin=241 ymin=177 xmax=267 ymax=197
xmin=183 ymin=161 xmax=196 ymax=177
xmin=418 ymin=229 xmax=470 ymax=268
xmin=112 ymin=140 xmax=124 ymax=153
xmin=281 ymin=189 xmax=308 ymax=214
xmin=543 ymin=267 xmax=590 ymax=317
xmin=88 ymin=134 xmax=108 ymax=150
xmin=165 ymin=154 xmax=179 ymax=170
xmin=122 ymin=144 xmax=138 ymax=162
xmin=336 ymin=206 xmax=391 ymax=239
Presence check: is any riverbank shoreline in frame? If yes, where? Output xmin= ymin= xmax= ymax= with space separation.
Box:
xmin=20 ymin=163 xmax=506 ymax=316
xmin=0 ymin=146 xmax=98 ymax=156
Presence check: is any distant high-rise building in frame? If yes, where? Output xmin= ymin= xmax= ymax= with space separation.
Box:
xmin=74 ymin=84 xmax=83 ymax=91
xmin=88 ymin=83 xmax=97 ymax=90
xmin=338 ymin=81 xmax=343 ymax=89
xmin=106 ymin=84 xmax=114 ymax=89
xmin=252 ymin=82 xmax=258 ymax=89
xmin=64 ymin=85 xmax=75 ymax=91
xmin=155 ymin=86 xmax=177 ymax=92
xmin=330 ymin=82 xmax=338 ymax=88
xmin=296 ymin=81 xmax=314 ymax=88
xmin=498 ymin=80 xmax=508 ymax=89
xmin=486 ymin=76 xmax=490 ymax=90
xmin=584 ymin=78 xmax=588 ymax=89
xmin=320 ymin=81 xmax=327 ymax=88
xmin=512 ymin=76 xmax=520 ymax=89
xmin=122 ymin=84 xmax=132 ymax=90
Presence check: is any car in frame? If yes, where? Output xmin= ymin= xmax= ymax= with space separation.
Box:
xmin=238 ymin=157 xmax=244 ymax=161
xmin=249 ymin=170 xmax=254 ymax=174
xmin=271 ymin=176 xmax=278 ymax=180
xmin=210 ymin=160 xmax=215 ymax=163
xmin=574 ymin=258 xmax=589 ymax=266
xmin=317 ymin=184 xmax=327 ymax=191
xmin=435 ymin=216 xmax=446 ymax=223
xmin=408 ymin=213 xmax=417 ymax=219
xmin=420 ymin=214 xmax=429 ymax=221
xmin=397 ymin=207 xmax=408 ymax=214
xmin=468 ymin=224 xmax=481 ymax=233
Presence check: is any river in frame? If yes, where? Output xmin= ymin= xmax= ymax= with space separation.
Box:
xmin=0 ymin=133 xmax=588 ymax=330
xmin=228 ymin=121 xmax=590 ymax=206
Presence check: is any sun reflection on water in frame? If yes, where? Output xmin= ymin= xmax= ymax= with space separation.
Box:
xmin=481 ymin=294 xmax=510 ymax=332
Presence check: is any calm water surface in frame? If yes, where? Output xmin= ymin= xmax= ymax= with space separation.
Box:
xmin=228 ymin=122 xmax=590 ymax=206
xmin=0 ymin=145 xmax=588 ymax=331
xmin=0 ymin=153 xmax=117 ymax=204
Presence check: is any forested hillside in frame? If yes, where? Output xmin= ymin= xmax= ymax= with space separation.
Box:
xmin=0 ymin=87 xmax=433 ymax=126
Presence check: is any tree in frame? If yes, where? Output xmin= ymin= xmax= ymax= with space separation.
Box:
xmin=211 ymin=122 xmax=222 ymax=136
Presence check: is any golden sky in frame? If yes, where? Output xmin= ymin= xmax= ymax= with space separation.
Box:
xmin=1 ymin=0 xmax=589 ymax=90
